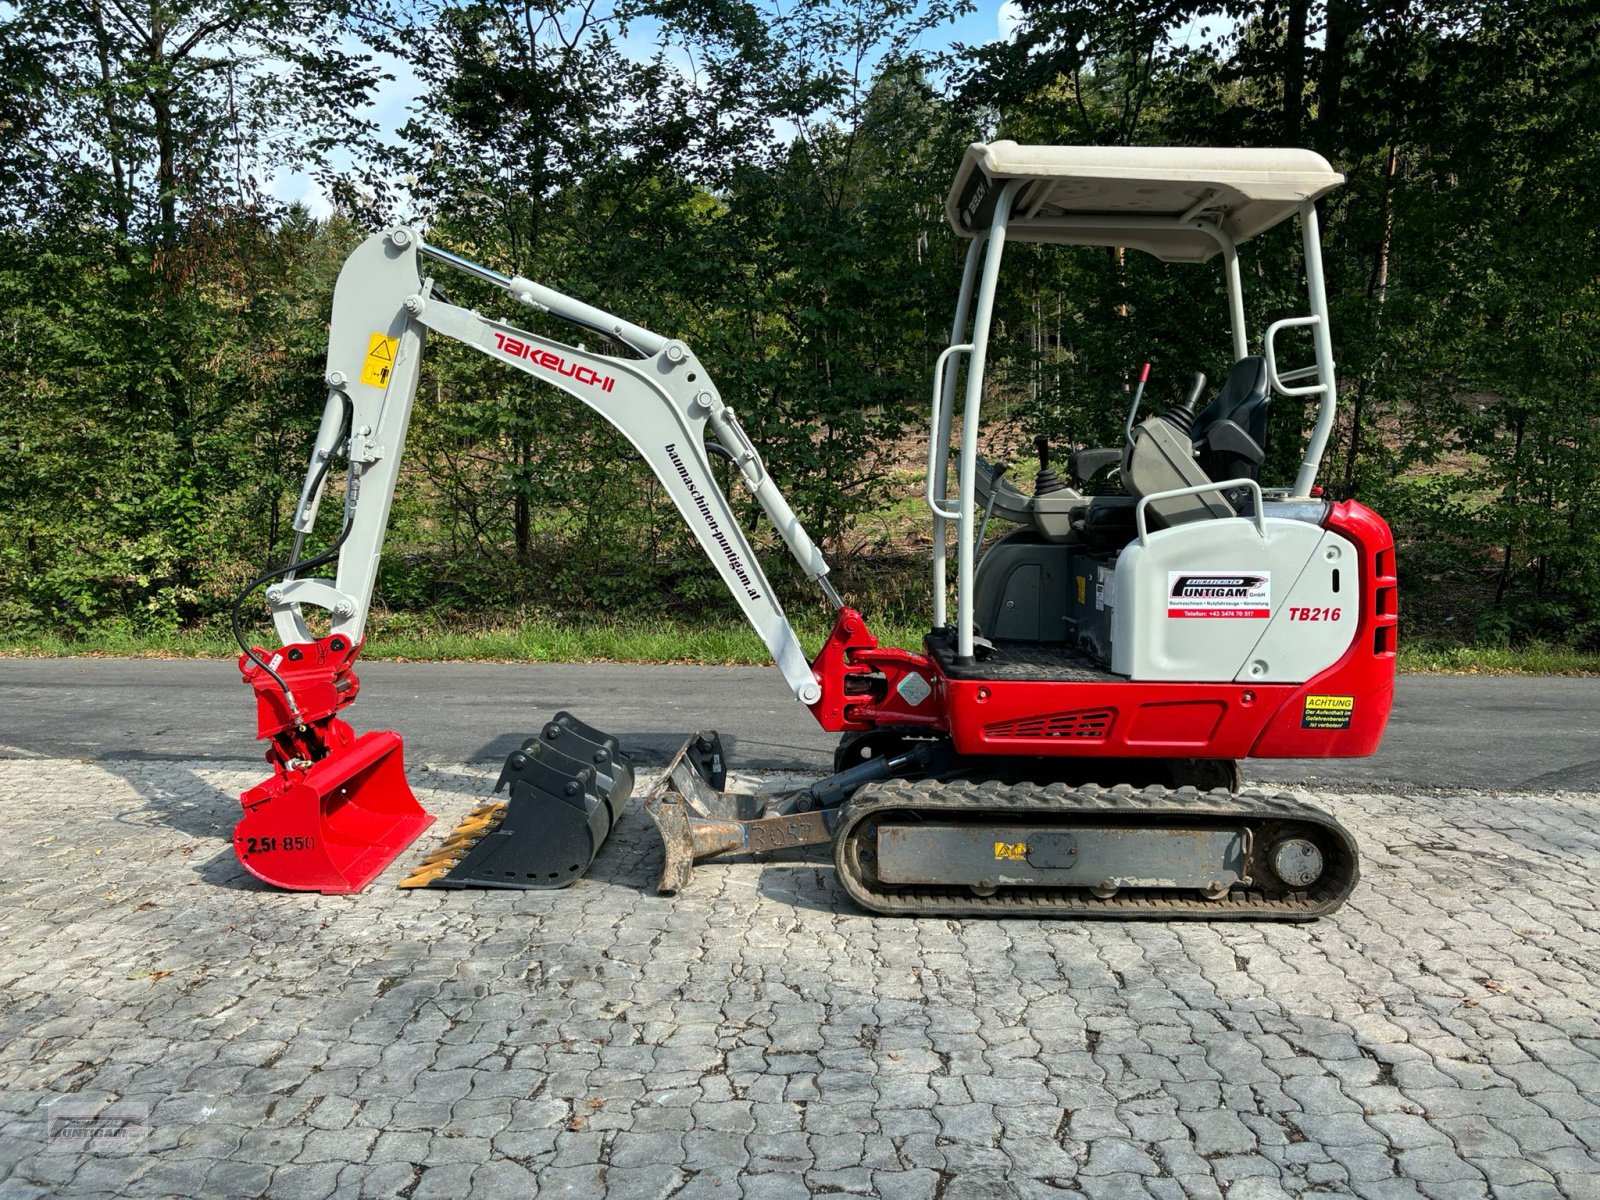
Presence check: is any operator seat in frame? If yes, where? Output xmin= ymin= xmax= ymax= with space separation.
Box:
xmin=1122 ymin=357 xmax=1276 ymax=529
xmin=1191 ymin=356 xmax=1271 ymax=484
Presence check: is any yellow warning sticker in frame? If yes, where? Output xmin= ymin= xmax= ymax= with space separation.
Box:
xmin=1302 ymin=694 xmax=1355 ymax=730
xmin=1075 ymin=576 xmax=1087 ymax=604
xmin=359 ymin=332 xmax=399 ymax=389
xmin=994 ymin=841 xmax=1027 ymax=861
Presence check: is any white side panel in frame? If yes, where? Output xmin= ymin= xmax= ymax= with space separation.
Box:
xmin=1111 ymin=518 xmax=1325 ymax=682
xmin=1234 ymin=529 xmax=1358 ymax=683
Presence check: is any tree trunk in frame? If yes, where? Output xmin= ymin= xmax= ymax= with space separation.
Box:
xmin=1494 ymin=414 xmax=1526 ymax=607
xmin=1345 ymin=147 xmax=1401 ymax=489
xmin=89 ymin=0 xmax=130 ymax=242
xmin=148 ymin=2 xmax=177 ymax=243
xmin=1342 ymin=375 xmax=1368 ymax=496
xmin=1316 ymin=0 xmax=1356 ymax=152
xmin=153 ymin=90 xmax=177 ymax=241
xmin=514 ymin=438 xmax=533 ymax=563
xmin=1371 ymin=145 xmax=1399 ymax=303
xmin=1283 ymin=0 xmax=1309 ymax=142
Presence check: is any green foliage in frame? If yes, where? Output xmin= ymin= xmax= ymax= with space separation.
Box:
xmin=0 ymin=0 xmax=377 ymax=240
xmin=0 ymin=216 xmax=360 ymax=632
xmin=4 ymin=0 xmax=1600 ymax=659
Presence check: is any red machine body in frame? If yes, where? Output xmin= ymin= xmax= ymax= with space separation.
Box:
xmin=807 ymin=500 xmax=1397 ymax=762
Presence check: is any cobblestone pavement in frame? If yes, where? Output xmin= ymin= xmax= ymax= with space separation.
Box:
xmin=2 ymin=758 xmax=1599 ymax=1199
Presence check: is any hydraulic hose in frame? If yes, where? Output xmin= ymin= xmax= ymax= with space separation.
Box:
xmin=231 ymin=394 xmax=357 ymax=720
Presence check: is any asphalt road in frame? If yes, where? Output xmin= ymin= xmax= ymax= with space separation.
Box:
xmin=3 ymin=657 xmax=1597 ymax=791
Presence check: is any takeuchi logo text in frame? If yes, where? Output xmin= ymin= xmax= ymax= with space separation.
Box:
xmin=493 ymin=332 xmax=615 ymax=392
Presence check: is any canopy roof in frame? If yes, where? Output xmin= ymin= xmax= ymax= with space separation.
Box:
xmin=945 ymin=142 xmax=1344 ymax=262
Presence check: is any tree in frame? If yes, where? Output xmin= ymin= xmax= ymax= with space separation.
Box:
xmin=1 ymin=0 xmax=379 ymax=242
xmin=346 ymin=0 xmax=977 ymax=613
xmin=0 ymin=0 xmax=377 ymax=630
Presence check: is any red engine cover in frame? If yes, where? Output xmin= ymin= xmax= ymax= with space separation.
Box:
xmin=940 ymin=499 xmax=1397 ymax=759
xmin=812 ymin=500 xmax=1398 ymax=763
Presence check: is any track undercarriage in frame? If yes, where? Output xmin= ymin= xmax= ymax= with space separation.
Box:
xmin=644 ymin=730 xmax=1359 ymax=921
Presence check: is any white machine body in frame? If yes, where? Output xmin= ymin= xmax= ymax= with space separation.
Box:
xmin=1112 ymin=518 xmax=1358 ymax=682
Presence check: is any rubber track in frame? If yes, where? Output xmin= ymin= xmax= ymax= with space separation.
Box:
xmin=832 ymin=778 xmax=1359 ymax=921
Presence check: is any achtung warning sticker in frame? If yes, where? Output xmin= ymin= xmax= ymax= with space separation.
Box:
xmin=1302 ymin=695 xmax=1355 ymax=729
xmin=994 ymin=842 xmax=1027 ymax=861
xmin=359 ymin=332 xmax=399 ymax=389
xmin=1167 ymin=572 xmax=1271 ymax=618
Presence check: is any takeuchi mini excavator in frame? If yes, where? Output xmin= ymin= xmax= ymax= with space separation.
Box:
xmin=231 ymin=143 xmax=1397 ymax=918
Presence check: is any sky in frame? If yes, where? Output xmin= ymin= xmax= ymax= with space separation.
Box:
xmin=265 ymin=1 xmax=1228 ymax=218
xmin=265 ymin=0 xmax=1028 ymax=218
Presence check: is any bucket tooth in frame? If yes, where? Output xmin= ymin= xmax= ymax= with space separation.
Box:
xmin=234 ymin=729 xmax=434 ymax=895
xmin=402 ymin=712 xmax=633 ymax=890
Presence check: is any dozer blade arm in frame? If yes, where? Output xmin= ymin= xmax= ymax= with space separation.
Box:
xmin=642 ymin=731 xmax=953 ymax=894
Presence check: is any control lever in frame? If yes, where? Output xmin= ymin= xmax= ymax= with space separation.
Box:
xmin=1032 ymin=435 xmax=1067 ymax=496
xmin=1159 ymin=371 xmax=1208 ymax=436
xmin=1122 ymin=362 xmax=1152 ymax=445
xmin=974 ymin=461 xmax=1009 ymax=556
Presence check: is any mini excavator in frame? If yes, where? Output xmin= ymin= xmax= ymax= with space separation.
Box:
xmin=231 ymin=143 xmax=1396 ymax=918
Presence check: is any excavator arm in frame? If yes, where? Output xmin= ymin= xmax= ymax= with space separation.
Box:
xmin=231 ymin=227 xmax=929 ymax=895
xmin=268 ymin=227 xmax=835 ymax=705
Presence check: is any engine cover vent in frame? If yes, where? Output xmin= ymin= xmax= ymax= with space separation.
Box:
xmin=984 ymin=708 xmax=1114 ymax=740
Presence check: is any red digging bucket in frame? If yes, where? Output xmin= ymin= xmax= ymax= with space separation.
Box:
xmin=234 ymin=730 xmax=434 ymax=894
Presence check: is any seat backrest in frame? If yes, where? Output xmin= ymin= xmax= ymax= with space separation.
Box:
xmin=1191 ymin=356 xmax=1271 ymax=482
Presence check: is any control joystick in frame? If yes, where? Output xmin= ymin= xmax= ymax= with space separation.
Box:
xmin=1032 ymin=434 xmax=1068 ymax=496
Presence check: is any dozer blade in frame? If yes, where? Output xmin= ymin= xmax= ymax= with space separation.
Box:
xmin=400 ymin=712 xmax=633 ymax=890
xmin=235 ymin=729 xmax=435 ymax=894
xmin=643 ymin=731 xmax=828 ymax=894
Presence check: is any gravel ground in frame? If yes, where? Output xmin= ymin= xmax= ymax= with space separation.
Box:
xmin=1 ymin=758 xmax=1599 ymax=1198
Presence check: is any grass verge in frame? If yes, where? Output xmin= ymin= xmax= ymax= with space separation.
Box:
xmin=0 ymin=616 xmax=927 ymax=666
xmin=4 ymin=624 xmax=1599 ymax=674
xmin=1393 ymin=641 xmax=1600 ymax=676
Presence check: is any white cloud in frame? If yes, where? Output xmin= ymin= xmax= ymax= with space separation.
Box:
xmin=263 ymin=167 xmax=331 ymax=218
xmin=997 ymin=2 xmax=1024 ymax=42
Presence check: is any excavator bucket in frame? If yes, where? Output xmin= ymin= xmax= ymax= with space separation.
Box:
xmin=400 ymin=712 xmax=634 ymax=889
xmin=234 ymin=729 xmax=435 ymax=894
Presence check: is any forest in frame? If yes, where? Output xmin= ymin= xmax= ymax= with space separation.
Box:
xmin=2 ymin=0 xmax=1598 ymax=660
